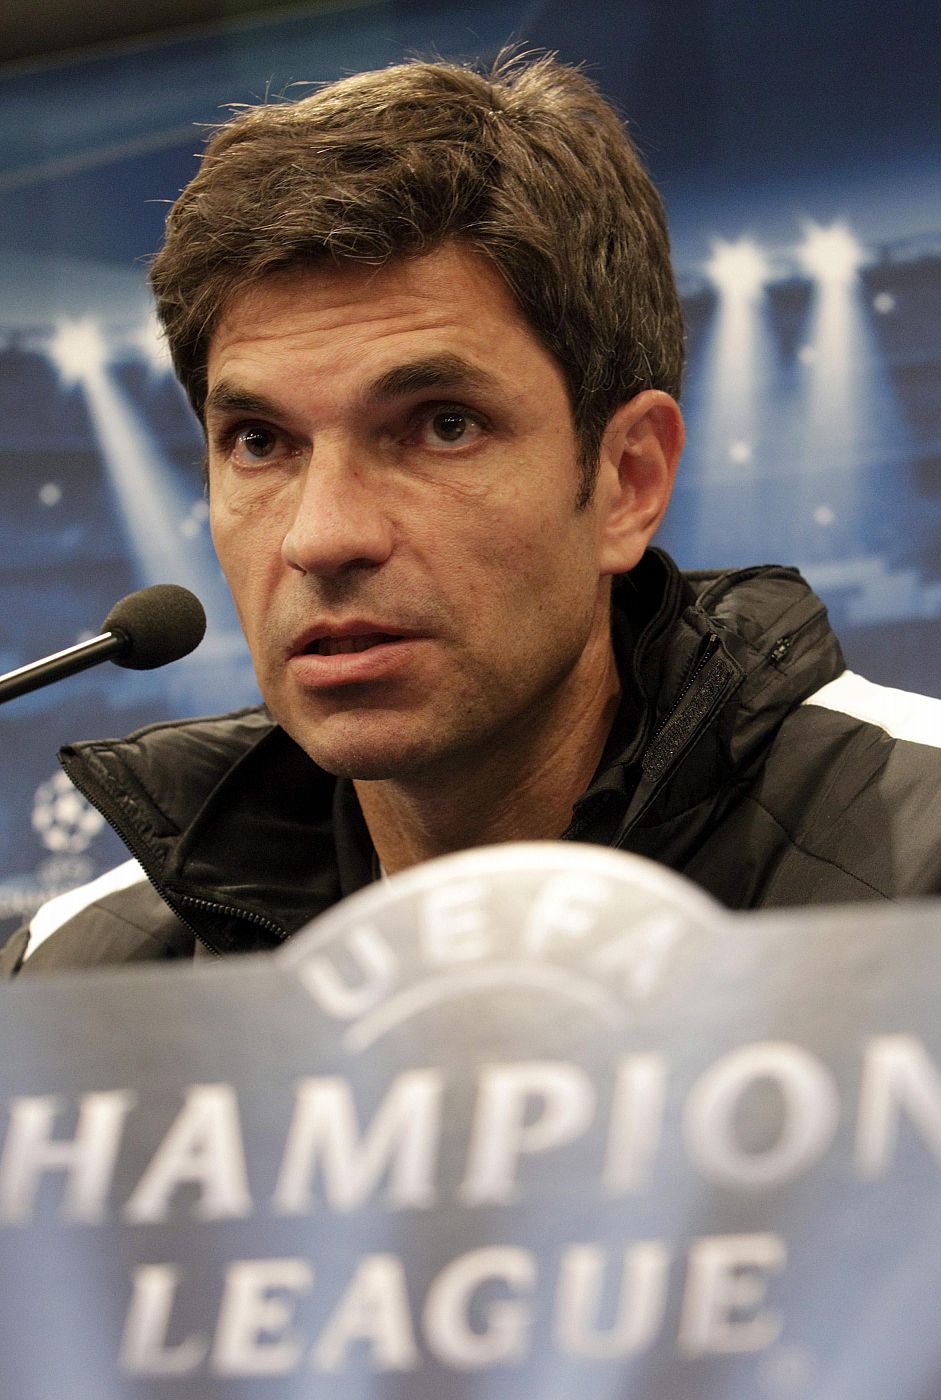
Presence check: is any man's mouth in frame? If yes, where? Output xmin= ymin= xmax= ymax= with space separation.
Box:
xmin=287 ymin=625 xmax=423 ymax=688
xmin=305 ymin=633 xmax=400 ymax=656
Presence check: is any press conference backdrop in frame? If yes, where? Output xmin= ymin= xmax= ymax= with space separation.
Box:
xmin=1 ymin=0 xmax=939 ymax=940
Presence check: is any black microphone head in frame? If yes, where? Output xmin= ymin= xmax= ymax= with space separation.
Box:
xmin=102 ymin=585 xmax=207 ymax=670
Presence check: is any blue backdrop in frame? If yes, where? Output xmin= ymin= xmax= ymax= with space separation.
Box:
xmin=1 ymin=0 xmax=939 ymax=939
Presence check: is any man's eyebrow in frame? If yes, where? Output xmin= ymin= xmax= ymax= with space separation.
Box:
xmin=203 ymin=382 xmax=284 ymax=420
xmin=203 ymin=355 xmax=503 ymax=424
xmin=363 ymin=354 xmax=502 ymax=404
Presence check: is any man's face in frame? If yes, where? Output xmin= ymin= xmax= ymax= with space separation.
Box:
xmin=205 ymin=244 xmax=626 ymax=781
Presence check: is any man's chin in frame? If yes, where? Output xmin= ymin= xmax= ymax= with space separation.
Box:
xmin=314 ymin=752 xmax=423 ymax=782
xmin=280 ymin=718 xmax=441 ymax=783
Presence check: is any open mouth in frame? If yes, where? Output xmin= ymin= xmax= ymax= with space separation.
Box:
xmin=304 ymin=633 xmax=401 ymax=656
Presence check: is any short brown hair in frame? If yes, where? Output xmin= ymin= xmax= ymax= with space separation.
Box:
xmin=151 ymin=52 xmax=684 ymax=499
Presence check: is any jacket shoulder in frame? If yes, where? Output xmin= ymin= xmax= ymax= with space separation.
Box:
xmin=1 ymin=861 xmax=195 ymax=976
xmin=749 ymin=671 xmax=941 ymax=903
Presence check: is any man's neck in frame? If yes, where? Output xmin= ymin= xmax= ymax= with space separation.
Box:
xmin=354 ymin=646 xmax=623 ymax=875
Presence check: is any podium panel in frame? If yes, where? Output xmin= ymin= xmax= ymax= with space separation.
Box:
xmin=0 ymin=843 xmax=939 ymax=1398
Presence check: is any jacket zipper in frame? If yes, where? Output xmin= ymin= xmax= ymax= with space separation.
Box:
xmin=641 ymin=633 xmax=736 ymax=784
xmin=61 ymin=758 xmax=285 ymax=957
xmin=660 ymin=632 xmax=721 ymax=724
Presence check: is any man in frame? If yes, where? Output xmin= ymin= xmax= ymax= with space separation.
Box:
xmin=5 ymin=53 xmax=941 ymax=973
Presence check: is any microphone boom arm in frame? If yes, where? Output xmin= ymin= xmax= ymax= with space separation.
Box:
xmin=0 ymin=631 xmax=127 ymax=705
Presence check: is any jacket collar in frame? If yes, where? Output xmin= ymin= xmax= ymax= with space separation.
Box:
xmin=573 ymin=550 xmax=844 ymax=849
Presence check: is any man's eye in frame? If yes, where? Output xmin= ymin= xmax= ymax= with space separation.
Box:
xmin=234 ymin=425 xmax=280 ymax=460
xmin=412 ymin=406 xmax=485 ymax=448
xmin=431 ymin=409 xmax=470 ymax=442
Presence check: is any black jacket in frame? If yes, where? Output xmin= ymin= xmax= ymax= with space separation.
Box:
xmin=6 ymin=551 xmax=941 ymax=974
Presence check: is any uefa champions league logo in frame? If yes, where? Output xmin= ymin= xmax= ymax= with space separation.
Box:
xmin=31 ymin=770 xmax=105 ymax=854
xmin=286 ymin=843 xmax=711 ymax=1053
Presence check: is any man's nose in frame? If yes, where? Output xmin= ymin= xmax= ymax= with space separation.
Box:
xmin=281 ymin=447 xmax=394 ymax=577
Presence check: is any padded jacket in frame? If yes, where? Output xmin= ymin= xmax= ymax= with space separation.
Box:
xmin=5 ymin=549 xmax=941 ymax=974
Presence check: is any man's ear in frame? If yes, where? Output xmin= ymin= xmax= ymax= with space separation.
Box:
xmin=595 ymin=390 xmax=684 ymax=576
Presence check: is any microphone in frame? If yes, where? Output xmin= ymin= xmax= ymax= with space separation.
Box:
xmin=0 ymin=585 xmax=207 ymax=705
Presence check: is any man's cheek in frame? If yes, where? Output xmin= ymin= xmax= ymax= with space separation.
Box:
xmin=221 ymin=559 xmax=273 ymax=643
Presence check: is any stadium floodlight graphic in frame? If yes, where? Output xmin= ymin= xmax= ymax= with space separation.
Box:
xmin=677 ymin=237 xmax=779 ymax=563
xmin=656 ymin=217 xmax=940 ymax=632
xmin=794 ymin=221 xmax=873 ymax=566
xmin=47 ymin=318 xmax=108 ymax=385
xmin=798 ymin=221 xmax=866 ymax=285
xmin=704 ymin=238 xmax=770 ymax=302
xmin=793 ymin=220 xmax=919 ymax=603
xmin=44 ymin=313 xmax=230 ymax=632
